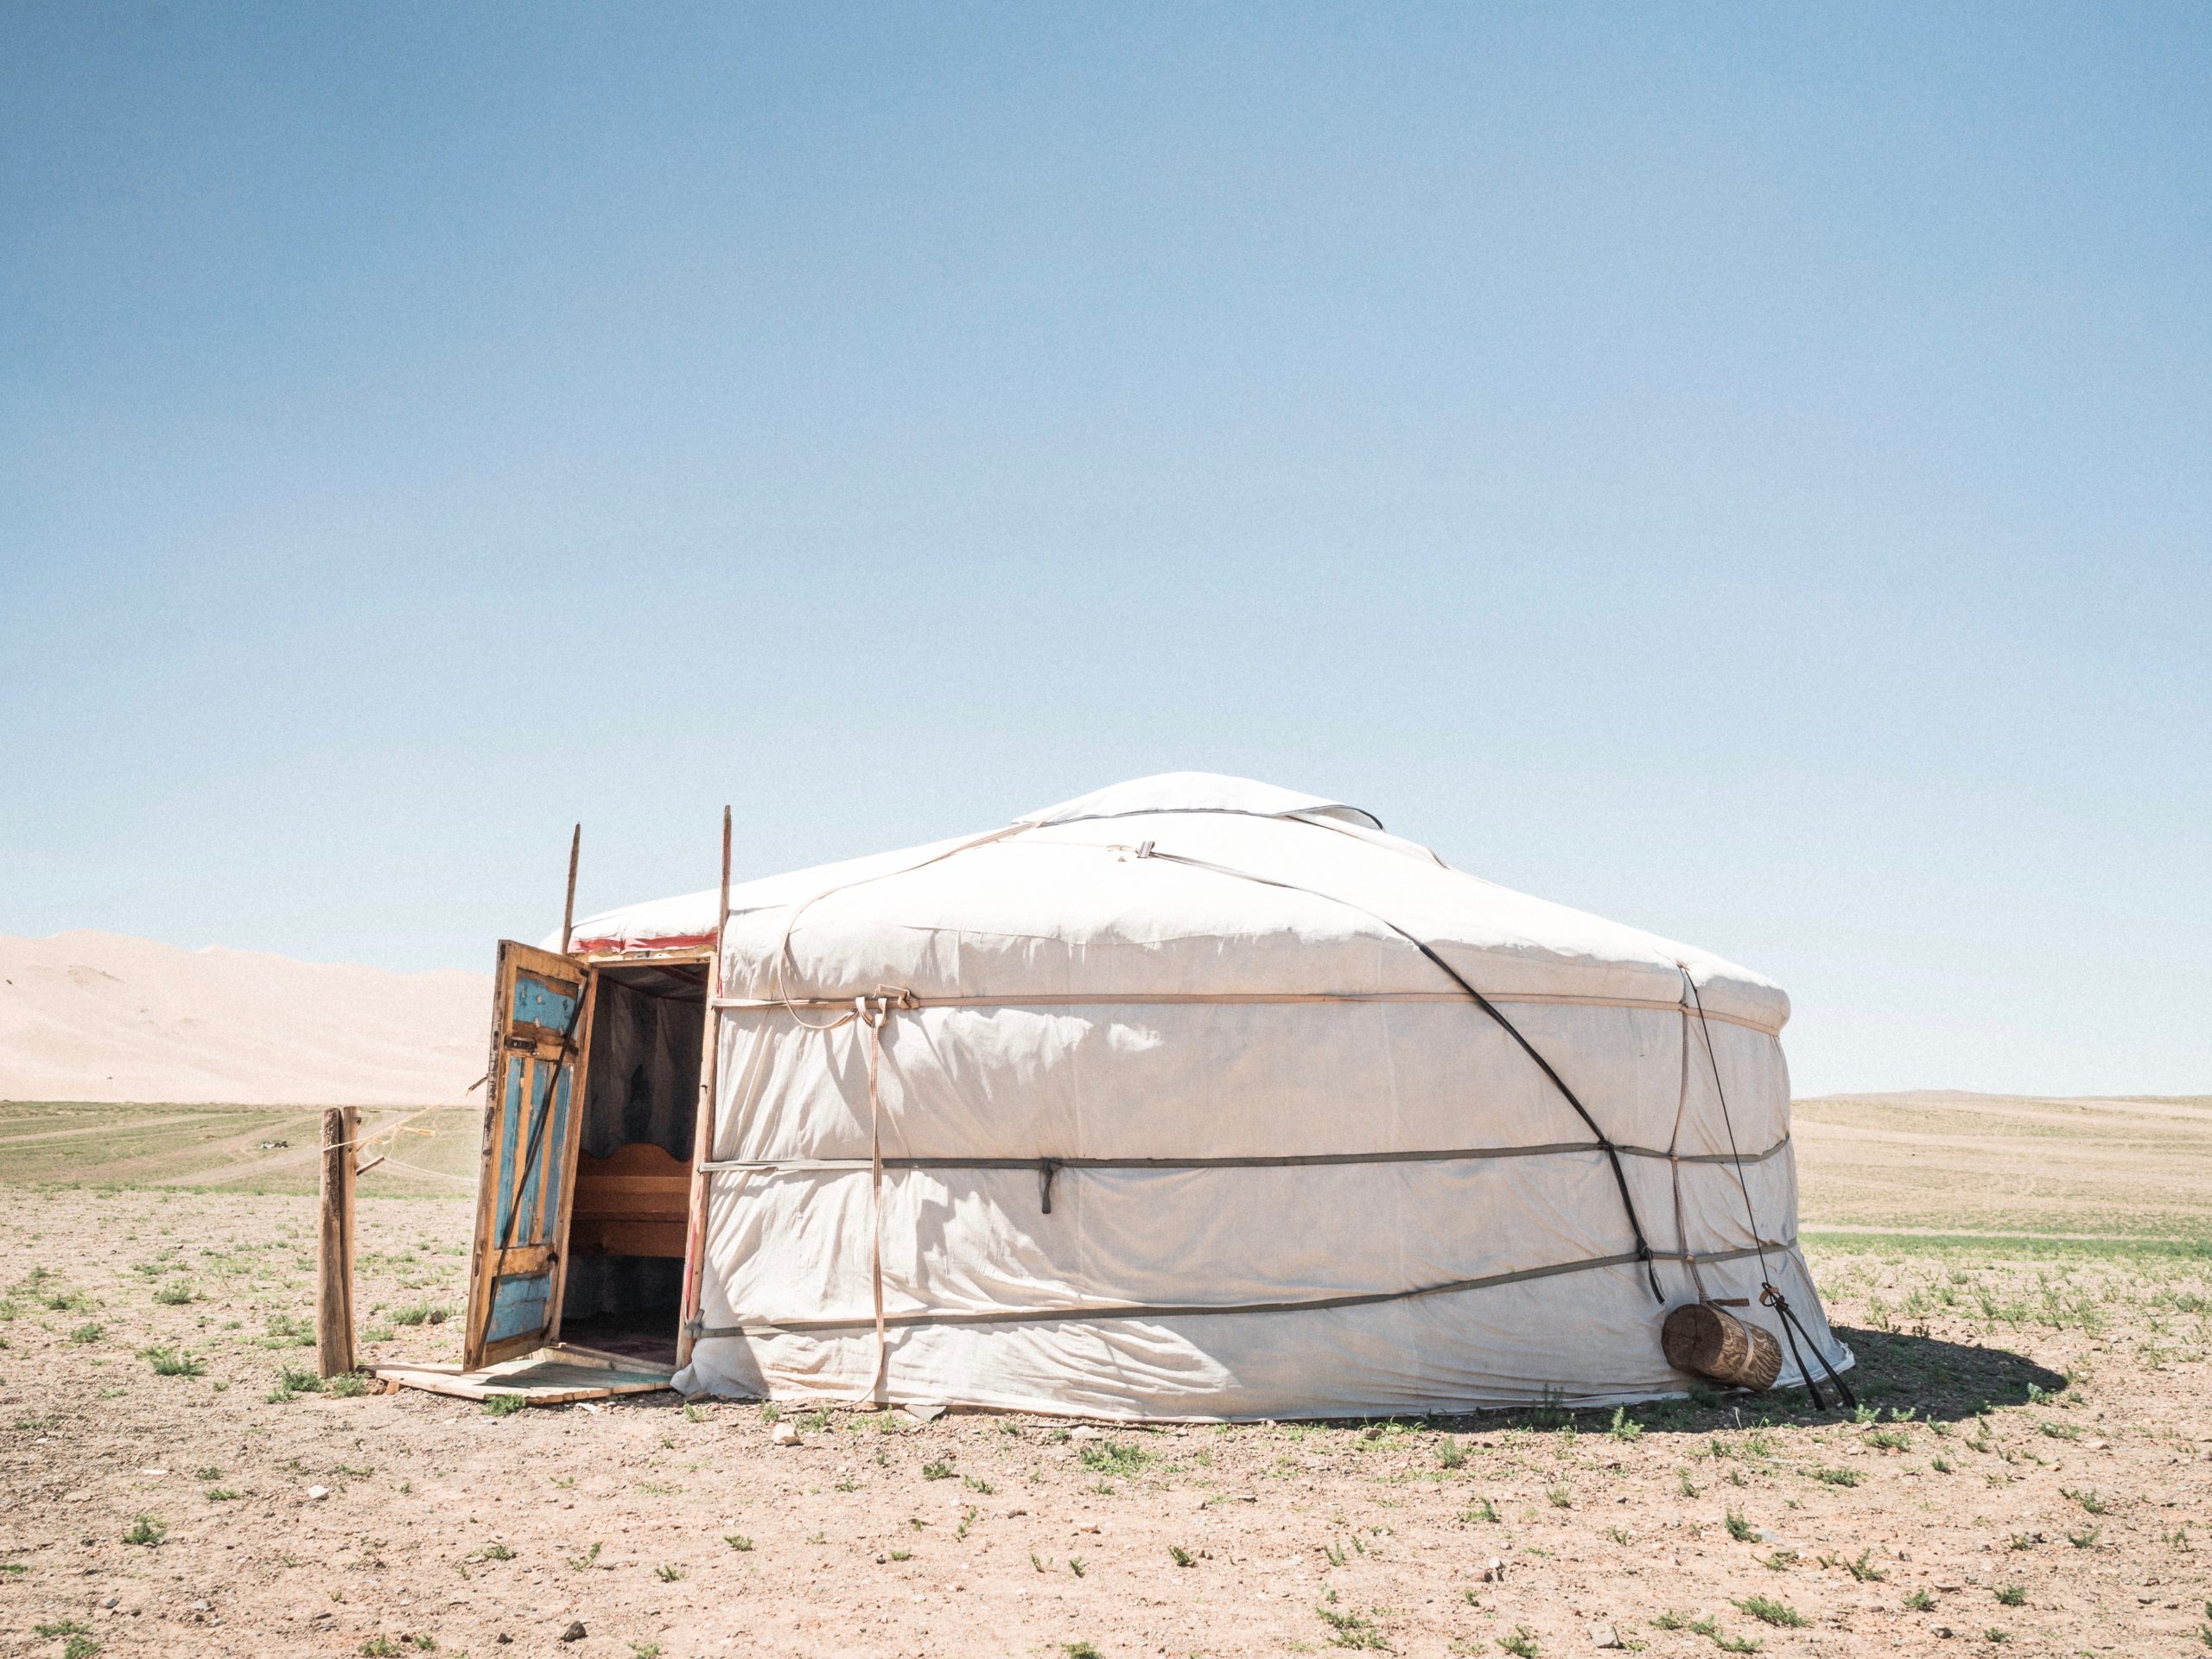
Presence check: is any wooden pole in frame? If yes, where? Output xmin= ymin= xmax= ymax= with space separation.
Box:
xmin=316 ymin=1106 xmax=359 ymax=1378
xmin=676 ymin=806 xmax=734 ymax=1370
xmin=560 ymin=823 xmax=582 ymax=953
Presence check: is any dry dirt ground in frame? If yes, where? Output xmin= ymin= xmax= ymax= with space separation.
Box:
xmin=0 ymin=1183 xmax=2207 ymax=1659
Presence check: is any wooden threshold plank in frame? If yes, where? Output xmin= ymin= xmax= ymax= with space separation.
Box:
xmin=375 ymin=1353 xmax=674 ymax=1405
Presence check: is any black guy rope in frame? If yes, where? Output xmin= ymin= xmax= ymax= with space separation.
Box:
xmin=1684 ymin=969 xmax=1854 ymax=1412
xmin=1131 ymin=842 xmax=1668 ymax=1304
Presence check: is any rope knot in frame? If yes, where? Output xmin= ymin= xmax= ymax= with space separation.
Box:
xmin=854 ymin=986 xmax=916 ymax=1028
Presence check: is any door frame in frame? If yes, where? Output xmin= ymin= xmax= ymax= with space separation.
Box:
xmin=556 ymin=944 xmax=716 ymax=1359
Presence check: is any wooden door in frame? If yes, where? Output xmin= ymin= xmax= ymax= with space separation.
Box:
xmin=463 ymin=942 xmax=595 ymax=1370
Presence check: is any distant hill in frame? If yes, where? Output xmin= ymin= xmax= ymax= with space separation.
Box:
xmin=0 ymin=931 xmax=489 ymax=1105
xmin=1793 ymin=1088 xmax=2212 ymax=1242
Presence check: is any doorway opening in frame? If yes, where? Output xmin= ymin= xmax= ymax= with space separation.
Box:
xmin=556 ymin=958 xmax=704 ymax=1367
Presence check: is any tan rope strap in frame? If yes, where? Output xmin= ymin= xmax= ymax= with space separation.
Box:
xmin=323 ymin=1103 xmax=447 ymax=1166
xmin=693 ymin=1238 xmax=1794 ymax=1341
xmin=861 ymin=995 xmax=889 ymax=1404
xmin=697 ymin=1135 xmax=1789 ymax=1177
xmin=1665 ymin=988 xmax=1711 ymax=1304
xmin=715 ymin=987 xmax=1782 ymax=1035
xmin=842 ymin=988 xmax=917 ymax=1403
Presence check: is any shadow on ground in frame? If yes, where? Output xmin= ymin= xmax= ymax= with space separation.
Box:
xmin=1321 ymin=1325 xmax=2071 ymax=1438
xmin=1805 ymin=1323 xmax=2069 ymax=1422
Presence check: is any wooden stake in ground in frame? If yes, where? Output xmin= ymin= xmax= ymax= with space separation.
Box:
xmin=316 ymin=1105 xmax=359 ymax=1377
xmin=560 ymin=823 xmax=581 ymax=953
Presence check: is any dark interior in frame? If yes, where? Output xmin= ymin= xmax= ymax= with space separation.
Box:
xmin=557 ymin=959 xmax=705 ymax=1365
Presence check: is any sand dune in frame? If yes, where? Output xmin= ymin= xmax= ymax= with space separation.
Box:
xmin=0 ymin=931 xmax=488 ymax=1104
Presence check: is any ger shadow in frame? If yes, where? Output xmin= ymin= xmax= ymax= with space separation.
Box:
xmin=1381 ymin=1325 xmax=2070 ymax=1439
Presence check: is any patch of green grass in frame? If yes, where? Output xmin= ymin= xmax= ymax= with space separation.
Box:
xmin=1608 ymin=1407 xmax=1643 ymax=1441
xmin=65 ymin=1636 xmax=103 ymax=1659
xmin=35 ymin=1621 xmax=92 ymax=1638
xmin=963 ymin=1473 xmax=995 ymax=1494
xmin=1463 ymin=1497 xmax=1498 ymax=1524
xmin=1993 ymin=1584 xmax=2026 ymax=1607
xmin=1495 ymin=1627 xmax=1539 ymax=1657
xmin=141 ymin=1345 xmax=205 ymax=1376
xmin=1544 ymin=1482 xmax=1571 ymax=1509
xmin=152 ymin=1282 xmax=196 ymax=1306
xmin=1061 ymin=1643 xmax=1102 ymax=1659
xmin=1808 ymin=1465 xmax=1862 ymax=1487
xmin=122 ymin=1514 xmax=166 ymax=1547
xmin=1316 ymin=1603 xmax=1388 ymax=1649
xmin=264 ymin=1313 xmax=315 ymax=1347
xmin=1078 ymin=1440 xmax=1153 ymax=1478
xmin=480 ymin=1392 xmax=526 ymax=1418
xmin=390 ymin=1301 xmax=451 ymax=1326
xmin=1800 ymin=1230 xmax=2212 ymax=1264
xmin=205 ymin=1487 xmax=240 ymax=1501
xmin=723 ymin=1534 xmax=752 ymax=1552
xmin=1903 ymin=1589 xmax=1935 ymax=1611
xmin=889 ymin=1548 xmax=912 ymax=1562
xmin=2062 ymin=1487 xmax=2112 ymax=1515
xmin=1725 ymin=1510 xmax=1758 ymax=1542
xmin=327 ymin=1371 xmax=371 ymax=1398
xmin=1734 ymin=1595 xmax=1807 ymax=1628
xmin=921 ymin=1459 xmax=956 ymax=1480
xmin=68 ymin=1321 xmax=104 ymax=1344
xmin=278 ymin=1364 xmax=323 ymax=1393
xmin=653 ymin=1562 xmax=684 ymax=1582
xmin=1438 ymin=1434 xmax=1467 ymax=1469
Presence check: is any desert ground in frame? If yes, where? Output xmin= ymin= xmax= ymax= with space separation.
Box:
xmin=0 ymin=1093 xmax=2207 ymax=1659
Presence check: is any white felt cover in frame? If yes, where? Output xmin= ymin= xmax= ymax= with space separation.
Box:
xmin=564 ymin=774 xmax=1847 ymax=1418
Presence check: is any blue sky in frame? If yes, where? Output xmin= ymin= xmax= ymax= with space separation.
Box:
xmin=4 ymin=4 xmax=2207 ymax=1096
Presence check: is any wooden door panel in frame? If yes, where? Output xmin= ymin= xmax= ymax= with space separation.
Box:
xmin=464 ymin=943 xmax=594 ymax=1370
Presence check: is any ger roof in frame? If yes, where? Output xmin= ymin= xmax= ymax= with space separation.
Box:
xmin=556 ymin=772 xmax=1788 ymax=1031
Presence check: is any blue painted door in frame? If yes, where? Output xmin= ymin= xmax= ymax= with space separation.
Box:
xmin=464 ymin=942 xmax=594 ymax=1369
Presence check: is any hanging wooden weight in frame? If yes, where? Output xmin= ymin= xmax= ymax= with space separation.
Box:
xmin=1662 ymin=1301 xmax=1783 ymax=1391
